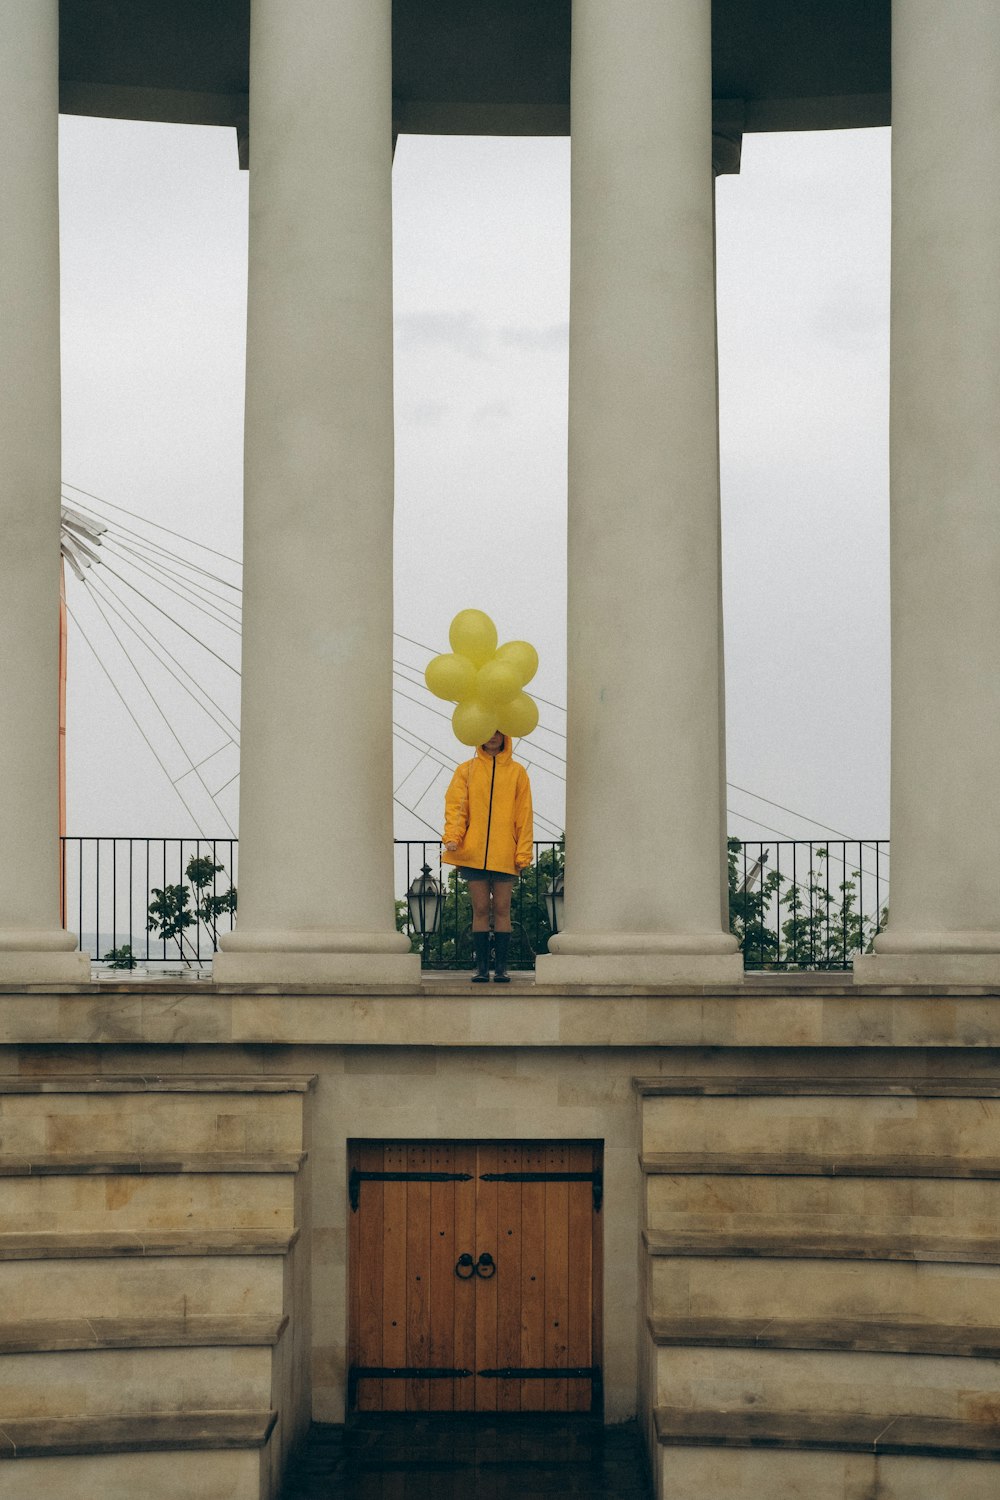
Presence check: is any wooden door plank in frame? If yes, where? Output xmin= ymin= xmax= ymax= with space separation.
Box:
xmin=453 ymin=1142 xmax=477 ymax=1412
xmin=429 ymin=1142 xmax=456 ymax=1411
xmin=518 ymin=1141 xmax=547 ymax=1410
xmin=381 ymin=1142 xmax=408 ymax=1412
xmin=495 ymin=1141 xmax=522 ymax=1412
xmin=351 ymin=1141 xmax=385 ymax=1411
xmin=543 ymin=1142 xmax=570 ymax=1411
xmin=474 ymin=1142 xmax=499 ymax=1411
xmin=566 ymin=1142 xmax=595 ymax=1412
xmin=406 ymin=1143 xmax=432 ymax=1411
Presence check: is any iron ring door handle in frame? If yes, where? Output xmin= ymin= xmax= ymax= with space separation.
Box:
xmin=455 ymin=1253 xmax=476 ymax=1279
xmin=475 ymin=1252 xmax=496 ymax=1279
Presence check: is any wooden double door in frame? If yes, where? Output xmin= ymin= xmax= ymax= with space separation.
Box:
xmin=348 ymin=1140 xmax=602 ymax=1413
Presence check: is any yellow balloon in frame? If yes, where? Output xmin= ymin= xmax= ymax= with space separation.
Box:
xmin=495 ymin=640 xmax=539 ymax=687
xmin=449 ymin=609 xmax=498 ymax=668
xmin=474 ymin=659 xmax=521 ymax=711
xmin=452 ymin=699 xmax=498 ymax=747
xmin=495 ymin=692 xmax=539 ymax=738
xmin=425 ymin=652 xmax=477 ymax=703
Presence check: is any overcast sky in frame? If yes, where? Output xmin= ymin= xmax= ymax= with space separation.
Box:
xmin=60 ymin=115 xmax=891 ymax=850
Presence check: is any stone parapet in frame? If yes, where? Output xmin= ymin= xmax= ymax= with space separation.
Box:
xmin=0 ymin=977 xmax=999 ymax=1049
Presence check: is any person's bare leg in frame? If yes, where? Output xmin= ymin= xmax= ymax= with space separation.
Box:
xmin=469 ymin=881 xmax=491 ymax=931
xmin=491 ymin=882 xmax=513 ymax=932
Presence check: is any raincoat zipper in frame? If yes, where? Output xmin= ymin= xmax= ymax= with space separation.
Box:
xmin=482 ymin=755 xmax=497 ymax=872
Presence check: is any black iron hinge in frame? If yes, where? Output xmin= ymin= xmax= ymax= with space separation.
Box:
xmin=348 ymin=1365 xmax=472 ymax=1408
xmin=479 ymin=1170 xmax=603 ymax=1211
xmin=349 ymin=1168 xmax=473 ymax=1211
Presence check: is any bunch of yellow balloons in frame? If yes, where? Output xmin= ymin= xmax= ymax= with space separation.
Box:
xmin=425 ymin=609 xmax=540 ymax=747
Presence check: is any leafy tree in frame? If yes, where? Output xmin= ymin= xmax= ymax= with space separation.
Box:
xmin=147 ymin=854 xmax=236 ymax=964
xmin=102 ymin=943 xmax=137 ymax=970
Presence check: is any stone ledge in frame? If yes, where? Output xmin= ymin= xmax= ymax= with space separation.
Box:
xmin=0 ymin=1152 xmax=307 ymax=1176
xmin=0 ymin=1314 xmax=288 ymax=1353
xmin=0 ymin=1075 xmax=316 ymax=1094
xmin=647 ymin=1315 xmax=1000 ymax=1359
xmin=644 ymin=1226 xmax=1000 ymax=1265
xmin=0 ymin=1410 xmax=278 ymax=1458
xmin=641 ymin=1151 xmax=1000 ymax=1179
xmin=634 ymin=1075 xmax=1000 ymax=1096
xmin=653 ymin=1405 xmax=1000 ymax=1459
xmin=0 ymin=1228 xmax=299 ymax=1260
xmin=3 ymin=991 xmax=1000 ymax=1047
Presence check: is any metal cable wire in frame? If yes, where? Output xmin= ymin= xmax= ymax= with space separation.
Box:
xmin=86 ymin=571 xmax=241 ymax=741
xmin=102 ymin=540 xmax=243 ymax=636
xmin=66 ymin=604 xmax=210 ymax=837
xmin=81 ymin=586 xmax=237 ymax=835
xmin=62 ymin=482 xmax=243 ymax=567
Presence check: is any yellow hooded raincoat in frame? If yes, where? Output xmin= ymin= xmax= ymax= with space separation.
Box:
xmin=442 ymin=738 xmax=533 ymax=876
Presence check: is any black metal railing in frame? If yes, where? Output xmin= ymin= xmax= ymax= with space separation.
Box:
xmin=60 ymin=836 xmax=888 ymax=973
xmin=60 ymin=837 xmax=238 ymax=970
xmin=728 ymin=838 xmax=889 ymax=970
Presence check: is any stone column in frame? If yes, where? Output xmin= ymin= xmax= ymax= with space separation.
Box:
xmin=855 ymin=0 xmax=1000 ymax=985
xmin=537 ymin=0 xmax=741 ymax=985
xmin=215 ymin=0 xmax=416 ymax=984
xmin=0 ymin=3 xmax=89 ymax=981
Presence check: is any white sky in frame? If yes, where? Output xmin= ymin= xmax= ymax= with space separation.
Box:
xmin=61 ymin=115 xmax=890 ymax=848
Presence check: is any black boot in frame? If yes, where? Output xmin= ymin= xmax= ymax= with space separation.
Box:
xmin=493 ymin=931 xmax=511 ymax=983
xmin=471 ymin=931 xmax=490 ymax=983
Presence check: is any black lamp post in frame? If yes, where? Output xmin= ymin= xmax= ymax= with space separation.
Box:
xmin=406 ymin=863 xmax=444 ymax=956
xmin=544 ymin=870 xmax=565 ymax=937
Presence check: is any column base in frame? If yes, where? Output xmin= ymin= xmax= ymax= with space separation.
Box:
xmin=213 ymin=929 xmax=421 ymax=987
xmin=854 ymin=943 xmax=1000 ymax=986
xmin=0 ymin=946 xmax=91 ymax=982
xmin=536 ymin=932 xmax=744 ymax=986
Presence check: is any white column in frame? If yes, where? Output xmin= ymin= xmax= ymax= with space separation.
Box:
xmin=856 ymin=0 xmax=1000 ymax=985
xmin=0 ymin=3 xmax=89 ymax=981
xmin=215 ymin=0 xmax=416 ymax=984
xmin=537 ymin=0 xmax=741 ymax=985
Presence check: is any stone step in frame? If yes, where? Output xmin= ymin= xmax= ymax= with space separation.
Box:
xmin=0 ymin=1163 xmax=300 ymax=1234
xmin=0 ymin=1152 xmax=307 ymax=1175
xmin=646 ymin=1183 xmax=1000 ymax=1241
xmin=653 ymin=1406 xmax=1000 ymax=1500
xmin=644 ymin=1224 xmax=1000 ymax=1264
xmin=640 ymin=1084 xmax=1000 ymax=1160
xmin=0 ymin=1411 xmax=276 ymax=1500
xmin=648 ymin=1236 xmax=1000 ymax=1328
xmin=646 ymin=1223 xmax=1000 ymax=1330
xmin=635 ymin=1076 xmax=1000 ymax=1098
xmin=642 ymin=1150 xmax=1000 ymax=1178
xmin=0 ymin=1239 xmax=293 ymax=1321
xmin=649 ymin=1340 xmax=1000 ymax=1428
xmin=0 ymin=1077 xmax=313 ymax=1159
xmin=0 ymin=1345 xmax=276 ymax=1420
xmin=648 ymin=1314 xmax=1000 ymax=1359
xmin=0 ymin=1314 xmax=288 ymax=1353
xmin=0 ymin=1228 xmax=299 ymax=1259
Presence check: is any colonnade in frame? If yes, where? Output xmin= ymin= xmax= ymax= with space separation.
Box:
xmin=1 ymin=0 xmax=997 ymax=987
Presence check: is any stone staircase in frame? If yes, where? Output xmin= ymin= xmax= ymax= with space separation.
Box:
xmin=0 ymin=1074 xmax=314 ymax=1500
xmin=636 ymin=1076 xmax=1000 ymax=1499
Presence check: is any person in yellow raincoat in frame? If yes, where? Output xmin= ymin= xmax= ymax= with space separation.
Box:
xmin=442 ymin=731 xmax=533 ymax=982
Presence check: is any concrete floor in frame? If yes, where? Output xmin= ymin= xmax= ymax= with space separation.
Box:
xmin=279 ymin=1416 xmax=653 ymax=1499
